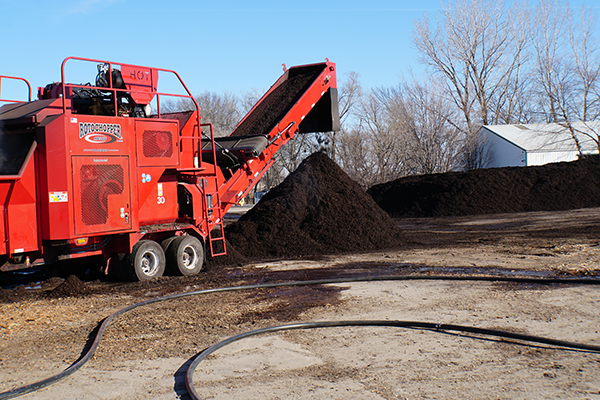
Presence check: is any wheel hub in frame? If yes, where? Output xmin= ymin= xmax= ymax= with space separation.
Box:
xmin=141 ymin=251 xmax=158 ymax=275
xmin=181 ymin=245 xmax=197 ymax=269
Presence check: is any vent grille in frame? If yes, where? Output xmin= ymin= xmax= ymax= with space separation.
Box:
xmin=80 ymin=164 xmax=124 ymax=226
xmin=143 ymin=130 xmax=173 ymax=158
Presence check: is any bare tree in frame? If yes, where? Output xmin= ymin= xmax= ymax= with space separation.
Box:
xmin=413 ymin=0 xmax=530 ymax=169
xmin=394 ymin=80 xmax=463 ymax=173
xmin=335 ymin=126 xmax=378 ymax=188
xmin=195 ymin=91 xmax=240 ymax=137
xmin=239 ymin=88 xmax=264 ymax=116
xmin=161 ymin=91 xmax=240 ymax=137
xmin=488 ymin=4 xmax=534 ymax=125
xmin=568 ymin=5 xmax=600 ymax=123
xmin=338 ymin=72 xmax=362 ymax=123
xmin=532 ymin=0 xmax=600 ymax=154
xmin=531 ymin=0 xmax=572 ymax=123
xmin=561 ymin=3 xmax=600 ymax=152
xmin=334 ymin=75 xmax=461 ymax=187
xmin=349 ymin=88 xmax=412 ymax=186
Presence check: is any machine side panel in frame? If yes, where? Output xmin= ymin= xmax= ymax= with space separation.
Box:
xmin=137 ymin=167 xmax=178 ymax=226
xmin=69 ymin=115 xmax=129 ymax=155
xmin=37 ymin=115 xmax=72 ymax=240
xmin=0 ymin=134 xmax=39 ymax=256
xmin=72 ymin=156 xmax=132 ymax=235
xmin=135 ymin=119 xmax=180 ymax=226
xmin=6 ymin=152 xmax=38 ymax=254
xmin=135 ymin=120 xmax=179 ymax=167
xmin=0 ymin=191 xmax=5 ymax=253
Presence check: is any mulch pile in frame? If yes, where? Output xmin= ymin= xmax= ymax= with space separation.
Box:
xmin=368 ymin=157 xmax=600 ymax=218
xmin=224 ymin=152 xmax=404 ymax=259
xmin=47 ymin=275 xmax=90 ymax=298
xmin=206 ymin=239 xmax=248 ymax=267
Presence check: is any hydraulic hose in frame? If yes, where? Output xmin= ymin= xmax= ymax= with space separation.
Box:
xmin=184 ymin=319 xmax=600 ymax=400
xmin=0 ymin=274 xmax=599 ymax=399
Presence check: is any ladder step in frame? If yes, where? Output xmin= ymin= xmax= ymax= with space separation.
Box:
xmin=208 ymin=221 xmax=227 ymax=256
xmin=206 ymin=188 xmax=227 ymax=257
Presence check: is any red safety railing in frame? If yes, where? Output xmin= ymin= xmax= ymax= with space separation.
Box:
xmin=60 ymin=57 xmax=198 ymax=117
xmin=0 ymin=75 xmax=32 ymax=103
xmin=59 ymin=57 xmax=207 ymax=169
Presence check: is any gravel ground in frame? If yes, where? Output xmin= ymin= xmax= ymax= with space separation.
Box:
xmin=1 ymin=208 xmax=600 ymax=399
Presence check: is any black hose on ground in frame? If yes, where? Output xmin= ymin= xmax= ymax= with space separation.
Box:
xmin=184 ymin=319 xmax=600 ymax=400
xmin=0 ymin=274 xmax=599 ymax=399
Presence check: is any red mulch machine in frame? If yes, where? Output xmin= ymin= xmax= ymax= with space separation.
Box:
xmin=0 ymin=57 xmax=339 ymax=280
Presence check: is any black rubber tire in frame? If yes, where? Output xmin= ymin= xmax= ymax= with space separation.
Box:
xmin=161 ymin=236 xmax=178 ymax=254
xmin=127 ymin=240 xmax=166 ymax=281
xmin=166 ymin=235 xmax=204 ymax=276
xmin=108 ymin=253 xmax=130 ymax=282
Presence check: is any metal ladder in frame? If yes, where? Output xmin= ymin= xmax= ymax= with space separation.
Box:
xmin=206 ymin=188 xmax=227 ymax=257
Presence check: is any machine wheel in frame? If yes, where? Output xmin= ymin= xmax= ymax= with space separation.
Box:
xmin=166 ymin=235 xmax=204 ymax=276
xmin=161 ymin=236 xmax=178 ymax=254
xmin=127 ymin=240 xmax=166 ymax=281
xmin=108 ymin=253 xmax=130 ymax=282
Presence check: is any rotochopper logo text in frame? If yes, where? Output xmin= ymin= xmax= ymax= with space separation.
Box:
xmin=79 ymin=122 xmax=122 ymax=144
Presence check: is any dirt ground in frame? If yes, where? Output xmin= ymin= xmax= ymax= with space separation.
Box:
xmin=1 ymin=208 xmax=600 ymax=399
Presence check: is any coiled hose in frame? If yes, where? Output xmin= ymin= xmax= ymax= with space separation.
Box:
xmin=1 ymin=274 xmax=599 ymax=399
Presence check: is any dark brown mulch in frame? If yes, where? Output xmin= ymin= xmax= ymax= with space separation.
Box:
xmin=230 ymin=65 xmax=324 ymax=137
xmin=224 ymin=152 xmax=405 ymax=259
xmin=46 ymin=275 xmax=90 ymax=298
xmin=0 ymin=288 xmax=13 ymax=303
xmin=367 ymin=157 xmax=600 ymax=218
xmin=206 ymin=239 xmax=248 ymax=268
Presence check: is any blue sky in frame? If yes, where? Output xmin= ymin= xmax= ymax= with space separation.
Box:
xmin=0 ymin=0 xmax=440 ymax=100
xmin=0 ymin=0 xmax=598 ymax=101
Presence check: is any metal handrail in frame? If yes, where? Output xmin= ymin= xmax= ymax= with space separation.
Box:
xmin=0 ymin=75 xmax=32 ymax=103
xmin=58 ymin=57 xmax=206 ymax=168
xmin=60 ymin=56 xmax=199 ymax=117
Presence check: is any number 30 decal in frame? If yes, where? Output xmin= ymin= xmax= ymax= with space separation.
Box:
xmin=157 ymin=196 xmax=166 ymax=204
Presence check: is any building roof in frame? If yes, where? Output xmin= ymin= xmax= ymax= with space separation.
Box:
xmin=481 ymin=121 xmax=600 ymax=154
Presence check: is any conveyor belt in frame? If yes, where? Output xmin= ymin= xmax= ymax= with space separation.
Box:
xmin=230 ymin=64 xmax=325 ymax=138
xmin=201 ymin=135 xmax=268 ymax=168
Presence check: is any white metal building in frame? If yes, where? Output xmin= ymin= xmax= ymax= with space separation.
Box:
xmin=479 ymin=121 xmax=600 ymax=168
